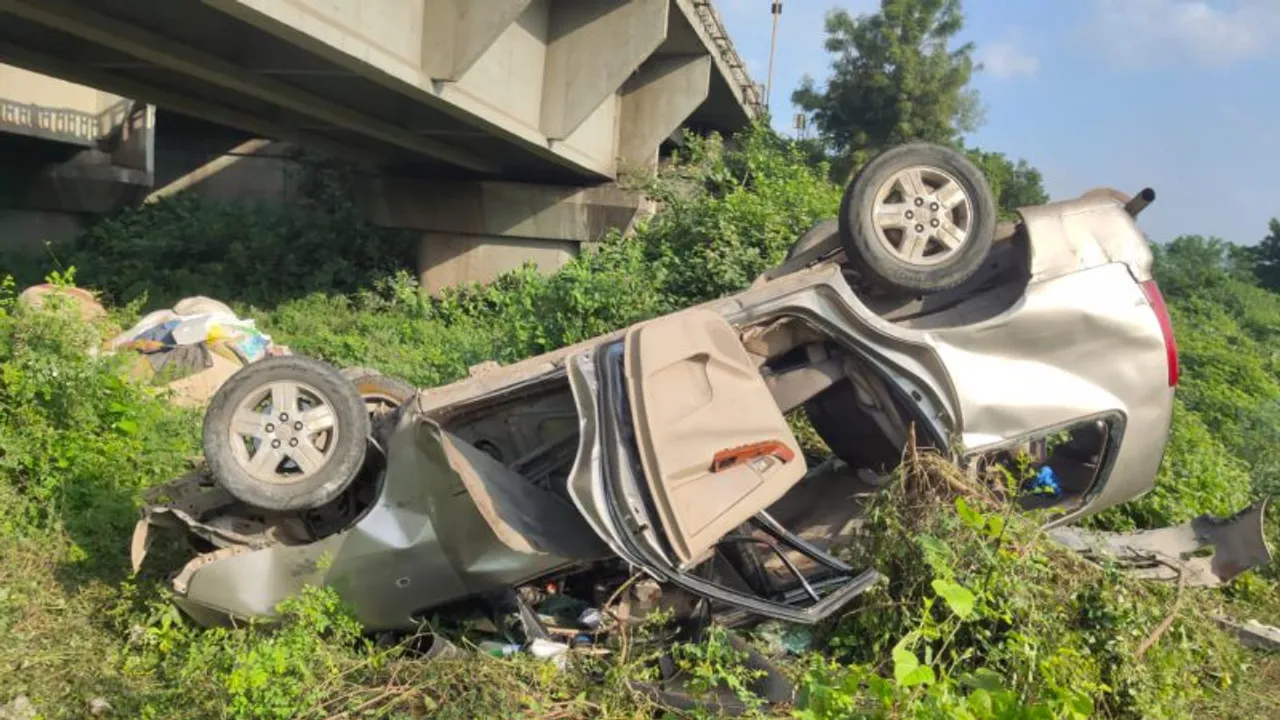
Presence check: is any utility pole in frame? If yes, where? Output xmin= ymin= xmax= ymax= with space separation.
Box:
xmin=766 ymin=2 xmax=782 ymax=111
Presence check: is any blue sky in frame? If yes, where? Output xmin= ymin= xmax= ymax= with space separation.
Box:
xmin=715 ymin=0 xmax=1277 ymax=245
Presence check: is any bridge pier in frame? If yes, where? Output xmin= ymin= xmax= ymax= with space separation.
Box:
xmin=360 ymin=176 xmax=654 ymax=294
xmin=0 ymin=63 xmax=155 ymax=265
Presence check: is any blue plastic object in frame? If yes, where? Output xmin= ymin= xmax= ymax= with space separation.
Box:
xmin=1025 ymin=465 xmax=1063 ymax=498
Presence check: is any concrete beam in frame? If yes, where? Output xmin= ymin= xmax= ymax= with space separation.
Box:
xmin=362 ymin=178 xmax=644 ymax=243
xmin=145 ymin=138 xmax=274 ymax=203
xmin=421 ymin=0 xmax=533 ymax=81
xmin=417 ymin=233 xmax=576 ymax=295
xmin=618 ymin=54 xmax=710 ymax=166
xmin=0 ymin=0 xmax=497 ymax=173
xmin=540 ymin=0 xmax=668 ymax=140
xmin=0 ymin=42 xmax=381 ymax=166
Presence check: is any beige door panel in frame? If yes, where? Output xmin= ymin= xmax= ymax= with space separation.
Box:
xmin=624 ymin=309 xmax=807 ymax=567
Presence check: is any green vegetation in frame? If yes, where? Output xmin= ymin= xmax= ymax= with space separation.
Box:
xmin=793 ymin=0 xmax=982 ymax=174
xmin=4 ymin=1 xmax=1280 ymax=717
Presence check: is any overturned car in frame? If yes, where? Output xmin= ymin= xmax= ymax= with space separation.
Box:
xmin=132 ymin=143 xmax=1182 ymax=630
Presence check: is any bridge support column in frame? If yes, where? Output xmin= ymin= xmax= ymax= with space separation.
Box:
xmin=1 ymin=64 xmax=155 ymax=267
xmin=360 ymin=177 xmax=652 ymax=295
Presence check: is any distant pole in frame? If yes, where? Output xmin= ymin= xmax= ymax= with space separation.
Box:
xmin=766 ymin=2 xmax=782 ymax=111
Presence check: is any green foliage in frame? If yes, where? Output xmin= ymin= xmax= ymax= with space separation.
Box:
xmin=124 ymin=586 xmax=368 ymax=719
xmin=1251 ymin=218 xmax=1280 ymax=291
xmin=798 ymin=464 xmax=1247 ymax=719
xmin=669 ymin=625 xmax=767 ymax=715
xmin=793 ymin=0 xmax=982 ymax=176
xmin=963 ymin=147 xmax=1049 ymax=218
xmin=253 ymin=273 xmax=503 ymax=388
xmin=0 ymin=275 xmax=198 ymax=561
xmin=633 ymin=129 xmax=842 ymax=309
xmin=30 ymin=161 xmax=416 ymax=310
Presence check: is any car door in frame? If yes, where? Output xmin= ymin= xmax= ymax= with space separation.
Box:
xmin=622 ymin=308 xmax=809 ymax=568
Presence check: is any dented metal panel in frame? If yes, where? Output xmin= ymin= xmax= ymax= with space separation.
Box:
xmin=135 ymin=409 xmax=571 ymax=631
xmin=1049 ymin=499 xmax=1272 ymax=587
xmin=930 ymin=261 xmax=1174 ymax=522
xmin=1018 ymin=193 xmax=1156 ymax=284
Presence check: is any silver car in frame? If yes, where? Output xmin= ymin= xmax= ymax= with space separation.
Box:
xmin=132 ymin=147 xmax=1178 ymax=630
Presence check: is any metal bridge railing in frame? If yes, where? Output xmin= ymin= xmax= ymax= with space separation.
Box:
xmin=690 ymin=0 xmax=766 ymax=119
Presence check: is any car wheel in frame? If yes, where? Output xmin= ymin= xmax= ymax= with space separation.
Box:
xmin=786 ymin=218 xmax=839 ymax=261
xmin=204 ymin=356 xmax=370 ymax=511
xmin=339 ymin=367 xmax=416 ymax=416
xmin=839 ymin=142 xmax=996 ymax=294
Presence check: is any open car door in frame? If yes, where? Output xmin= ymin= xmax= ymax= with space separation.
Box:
xmin=566 ymin=307 xmax=883 ymax=624
xmin=623 ymin=309 xmax=809 ymax=567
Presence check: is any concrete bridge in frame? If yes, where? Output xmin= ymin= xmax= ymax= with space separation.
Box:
xmin=0 ymin=0 xmax=761 ymax=290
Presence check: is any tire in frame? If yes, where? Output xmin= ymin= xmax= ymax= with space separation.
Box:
xmin=204 ymin=355 xmax=370 ymax=511
xmin=839 ymin=142 xmax=996 ymax=294
xmin=340 ymin=367 xmax=416 ymax=415
xmin=786 ymin=218 xmax=840 ymax=260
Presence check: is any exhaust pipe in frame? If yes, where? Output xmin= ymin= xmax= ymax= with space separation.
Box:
xmin=1124 ymin=188 xmax=1156 ymax=218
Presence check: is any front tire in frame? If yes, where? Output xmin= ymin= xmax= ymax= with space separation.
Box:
xmin=203 ymin=356 xmax=370 ymax=511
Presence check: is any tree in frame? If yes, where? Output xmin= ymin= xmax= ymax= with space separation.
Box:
xmin=792 ymin=0 xmax=981 ymax=177
xmin=1253 ymin=218 xmax=1280 ymax=291
xmin=964 ymin=147 xmax=1049 ymax=218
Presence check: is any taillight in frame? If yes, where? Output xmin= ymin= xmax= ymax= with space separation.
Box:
xmin=1140 ymin=280 xmax=1179 ymax=387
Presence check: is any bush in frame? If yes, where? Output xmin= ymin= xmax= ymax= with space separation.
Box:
xmin=635 ymin=129 xmax=842 ymax=309
xmin=797 ymin=452 xmax=1249 ymax=719
xmin=0 ymin=273 xmax=197 ymax=564
xmin=30 ymin=162 xmax=416 ymax=310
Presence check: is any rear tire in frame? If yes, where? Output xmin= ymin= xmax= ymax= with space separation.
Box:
xmin=839 ymin=142 xmax=996 ymax=294
xmin=340 ymin=367 xmax=416 ymax=415
xmin=204 ymin=356 xmax=370 ymax=511
xmin=786 ymin=219 xmax=839 ymax=261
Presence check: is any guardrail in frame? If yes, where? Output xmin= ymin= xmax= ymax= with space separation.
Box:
xmin=0 ymin=96 xmax=137 ymax=146
xmin=691 ymin=0 xmax=766 ymax=119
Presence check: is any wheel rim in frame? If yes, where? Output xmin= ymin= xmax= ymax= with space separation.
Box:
xmin=870 ymin=165 xmax=973 ymax=267
xmin=227 ymin=381 xmax=340 ymax=484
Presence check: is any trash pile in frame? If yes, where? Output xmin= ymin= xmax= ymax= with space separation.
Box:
xmin=16 ymin=284 xmax=285 ymax=408
xmin=106 ymin=296 xmax=288 ymax=407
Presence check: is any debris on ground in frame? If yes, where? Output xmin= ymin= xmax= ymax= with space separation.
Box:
xmin=753 ymin=620 xmax=816 ymax=656
xmin=87 ymin=697 xmax=112 ymax=716
xmin=1214 ymin=616 xmax=1280 ymax=652
xmin=1047 ymin=498 xmax=1272 ymax=587
xmin=105 ymin=295 xmax=288 ymax=407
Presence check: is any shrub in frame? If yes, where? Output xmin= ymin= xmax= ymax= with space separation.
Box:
xmin=37 ymin=161 xmax=416 ymax=310
xmin=797 ymin=451 xmax=1248 ymax=719
xmin=0 ymin=273 xmax=197 ymax=565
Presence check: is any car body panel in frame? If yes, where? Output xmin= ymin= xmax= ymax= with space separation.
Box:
xmin=135 ymin=414 xmax=576 ymax=631
xmin=624 ymin=309 xmax=809 ymax=567
xmin=929 ymin=261 xmax=1174 ymax=521
xmin=1019 ymin=193 xmax=1156 ymax=283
